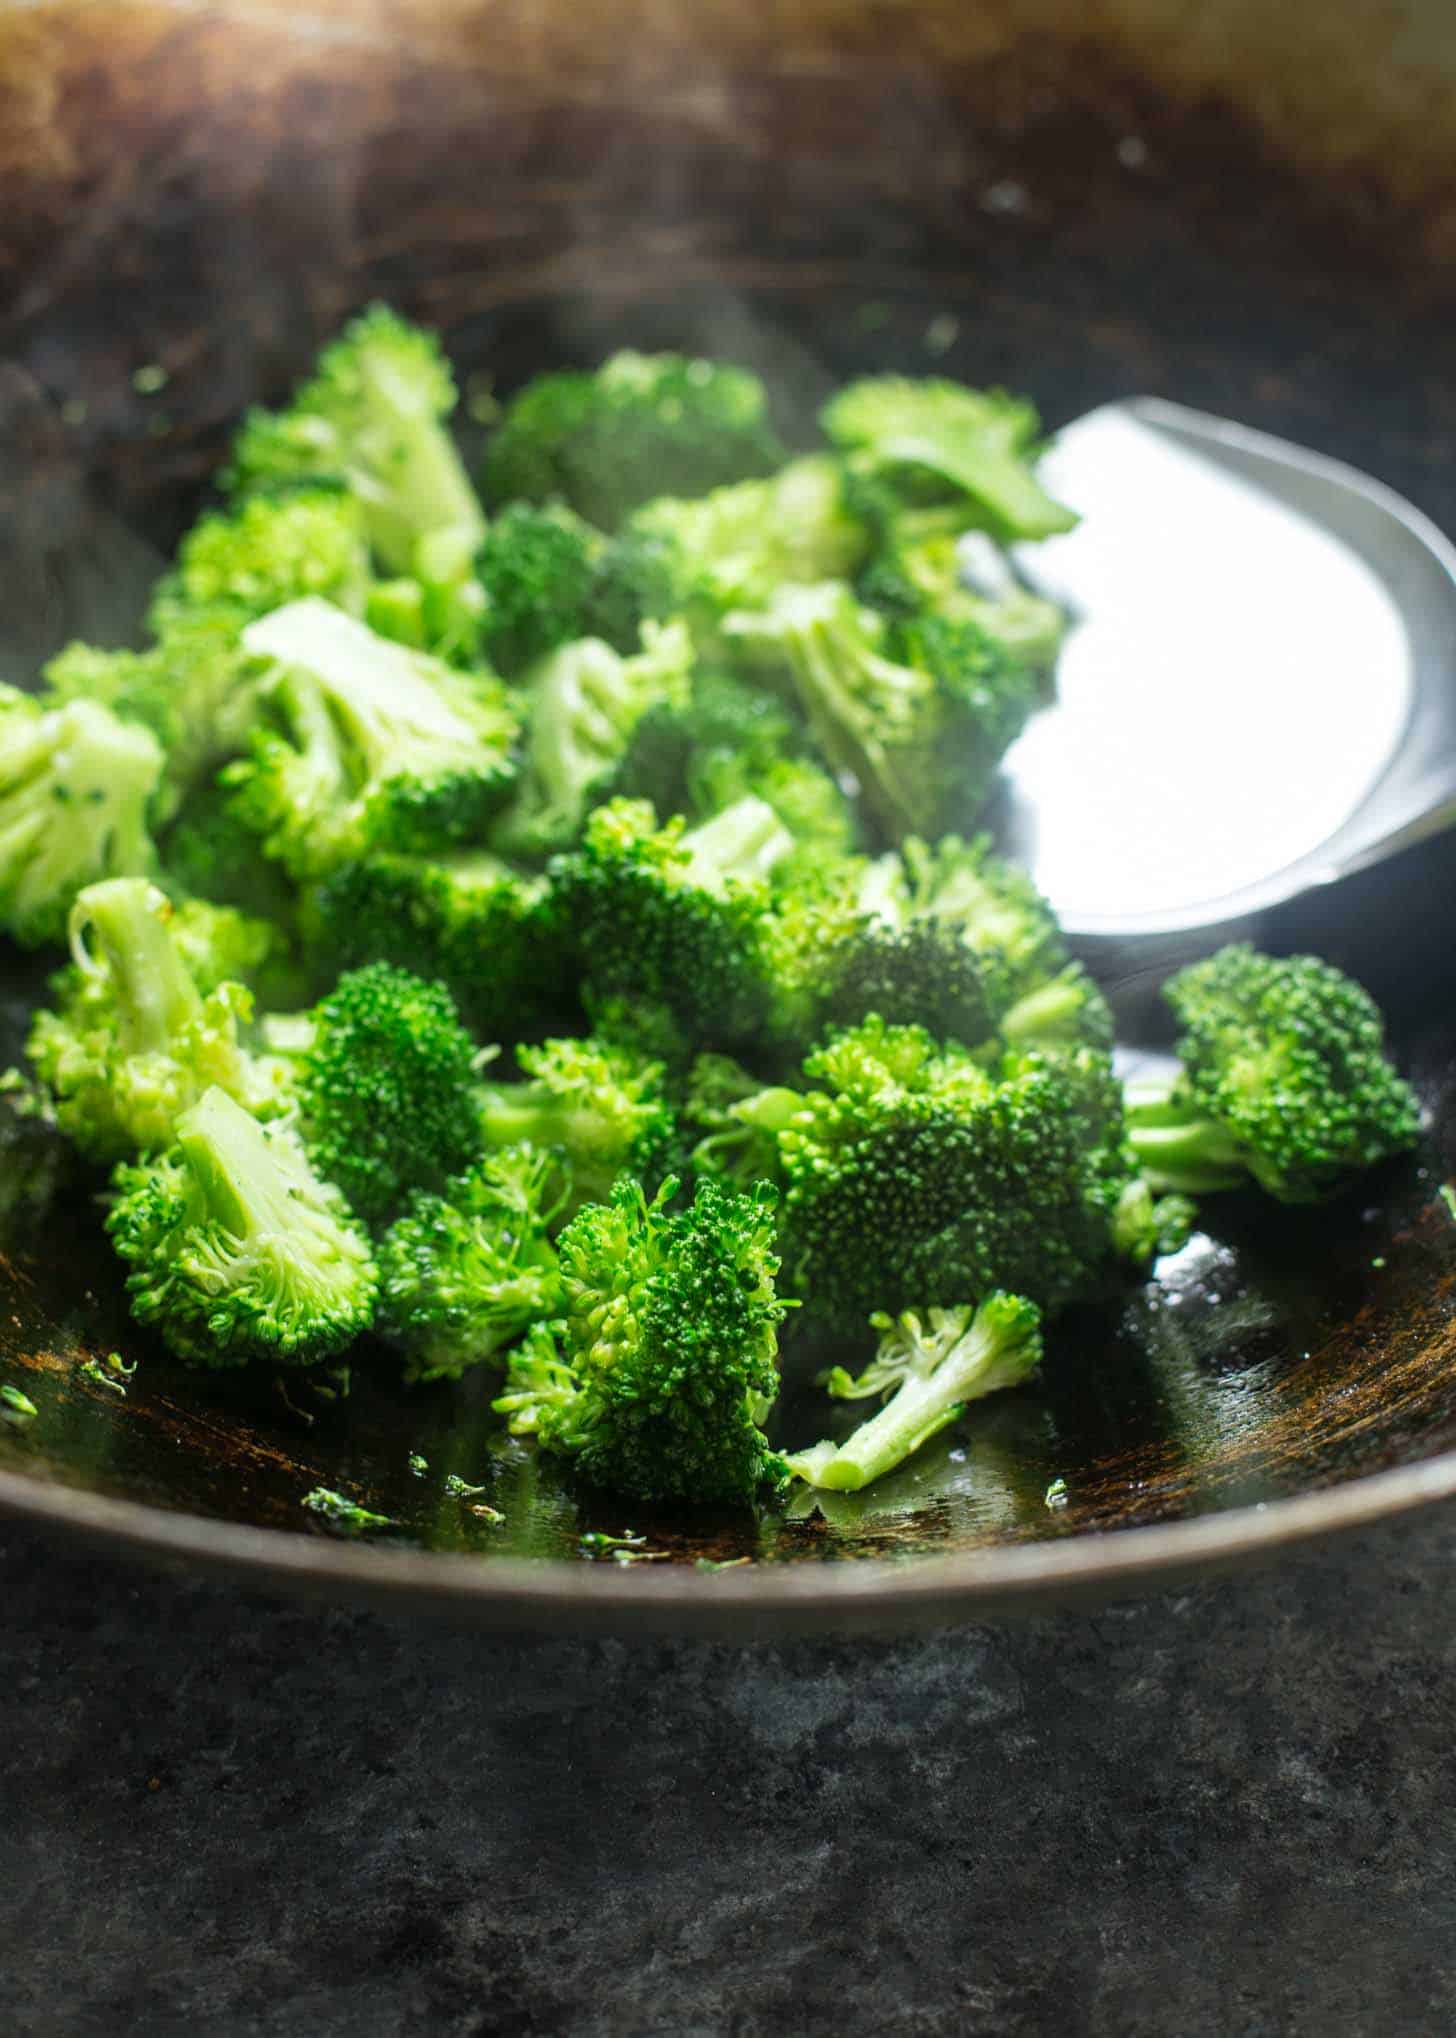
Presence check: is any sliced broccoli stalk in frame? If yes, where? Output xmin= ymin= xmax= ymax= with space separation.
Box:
xmin=227 ymin=598 xmax=520 ymax=877
xmin=493 ymin=1174 xmax=790 ymax=1505
xmin=475 ymin=1034 xmax=677 ymax=1218
xmin=483 ymin=351 xmax=786 ymax=530
xmin=25 ymin=879 xmax=279 ymax=1163
xmin=821 ymin=376 xmax=1077 ymax=543
xmin=107 ymin=1085 xmax=377 ymax=1368
xmin=377 ymin=1145 xmax=563 ymax=1382
xmin=493 ymin=621 xmax=693 ymax=858
xmin=1126 ymin=946 xmax=1422 ymax=1204
xmin=787 ymin=1293 xmax=1042 ymax=1490
xmin=226 ymin=304 xmax=485 ymax=574
xmin=0 ymin=688 xmax=162 ymax=948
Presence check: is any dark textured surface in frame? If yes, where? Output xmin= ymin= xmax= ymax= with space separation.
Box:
xmin=4 ymin=1512 xmax=1455 ymax=2037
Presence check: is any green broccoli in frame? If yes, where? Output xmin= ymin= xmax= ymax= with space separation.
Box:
xmin=821 ymin=376 xmax=1077 ymax=544
xmin=548 ymin=794 xmax=793 ymax=1046
xmin=377 ymin=1145 xmax=563 ymax=1381
xmin=364 ymin=526 xmax=489 ymax=670
xmin=26 ymin=879 xmax=280 ymax=1162
xmin=723 ymin=581 xmax=1035 ymax=841
xmin=299 ymin=849 xmax=557 ymax=1040
xmin=475 ymin=1033 xmax=678 ymax=1218
xmin=483 ymin=351 xmax=786 ymax=529
xmin=225 ymin=598 xmax=520 ymax=878
xmin=148 ymin=490 xmax=373 ymax=638
xmin=715 ymin=1016 xmax=1133 ymax=1331
xmin=107 ymin=1085 xmax=377 ymax=1367
xmin=493 ymin=621 xmax=693 ymax=858
xmin=609 ymin=665 xmax=803 ymax=819
xmin=0 ymin=687 xmax=162 ymax=947
xmin=493 ymin=1174 xmax=789 ymax=1504
xmin=1125 ymin=945 xmax=1421 ymax=1203
xmin=277 ymin=961 xmax=484 ymax=1229
xmin=856 ymin=524 xmax=1067 ymax=677
xmin=787 ymin=1293 xmax=1043 ymax=1490
xmin=474 ymin=501 xmax=602 ymax=673
xmin=607 ymin=456 xmax=870 ymax=642
xmin=227 ymin=304 xmax=486 ymax=574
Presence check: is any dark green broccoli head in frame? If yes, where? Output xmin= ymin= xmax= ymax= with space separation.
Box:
xmin=107 ymin=1085 xmax=377 ymax=1368
xmin=377 ymin=1144 xmax=563 ymax=1381
xmin=475 ymin=1032 xmax=679 ymax=1217
xmin=475 ymin=501 xmax=602 ymax=674
xmin=482 ymin=351 xmax=786 ymax=530
xmin=226 ymin=599 xmax=520 ymax=878
xmin=0 ymin=686 xmax=162 ymax=947
xmin=1129 ymin=945 xmax=1421 ymax=1204
xmin=288 ymin=961 xmax=483 ymax=1227
xmin=494 ymin=1174 xmax=790 ymax=1504
xmin=821 ymin=375 xmax=1077 ymax=543
xmin=609 ymin=666 xmax=804 ymax=818
xmin=299 ymin=849 xmax=558 ymax=1041
xmin=226 ymin=303 xmax=486 ymax=574
xmin=547 ymin=795 xmax=792 ymax=1047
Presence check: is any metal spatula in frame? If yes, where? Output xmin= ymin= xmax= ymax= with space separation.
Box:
xmin=992 ymin=398 xmax=1456 ymax=944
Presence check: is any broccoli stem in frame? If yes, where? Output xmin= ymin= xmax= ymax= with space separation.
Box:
xmin=679 ymin=795 xmax=794 ymax=894
xmin=1000 ymin=974 xmax=1085 ymax=1044
xmin=176 ymin=1088 xmax=341 ymax=1270
xmin=69 ymin=880 xmax=203 ymax=1056
xmin=1123 ymin=1075 xmax=1249 ymax=1194
xmin=351 ymin=373 xmax=485 ymax=573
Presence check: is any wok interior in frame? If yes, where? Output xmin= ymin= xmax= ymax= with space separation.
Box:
xmin=4 ymin=0 xmax=1456 ymax=1571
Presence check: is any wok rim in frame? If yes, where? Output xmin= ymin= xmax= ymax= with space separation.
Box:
xmin=3 ymin=1442 xmax=1454 ymax=1633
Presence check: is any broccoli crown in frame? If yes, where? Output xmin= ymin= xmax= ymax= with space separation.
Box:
xmin=620 ymin=456 xmax=870 ymax=633
xmin=164 ymin=896 xmax=278 ymax=997
xmin=493 ymin=1174 xmax=789 ymax=1504
xmin=475 ymin=1032 xmax=678 ymax=1217
xmin=26 ymin=879 xmax=278 ymax=1162
xmin=288 ymin=961 xmax=484 ymax=1227
xmin=685 ymin=1051 xmax=801 ymax=1187
xmin=0 ymin=687 xmax=162 ymax=948
xmin=108 ymin=1085 xmax=377 ymax=1368
xmin=788 ymin=1291 xmax=1043 ymax=1490
xmin=610 ymin=666 xmax=801 ymax=816
xmin=856 ymin=526 xmax=1068 ymax=676
xmin=723 ymin=581 xmax=1032 ymax=842
xmin=365 ymin=527 xmax=489 ymax=670
xmin=754 ymin=1016 xmax=1130 ymax=1330
xmin=494 ymin=620 xmax=693 ymax=859
xmin=548 ymin=794 xmax=792 ymax=1045
xmin=483 ymin=351 xmax=786 ymax=530
xmin=475 ymin=501 xmax=602 ymax=674
xmin=820 ymin=376 xmax=1077 ymax=544
xmin=300 ymin=849 xmax=556 ymax=1040
xmin=1129 ymin=945 xmax=1422 ymax=1204
xmin=226 ymin=303 xmax=486 ymax=574
xmin=226 ymin=599 xmax=520 ymax=877
xmin=376 ymin=1144 xmax=563 ymax=1381
xmin=148 ymin=491 xmax=373 ymax=638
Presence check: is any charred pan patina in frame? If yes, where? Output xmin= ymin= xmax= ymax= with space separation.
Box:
xmin=2 ymin=0 xmax=1456 ymax=1627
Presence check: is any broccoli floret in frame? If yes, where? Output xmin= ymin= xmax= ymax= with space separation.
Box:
xmin=364 ymin=526 xmax=489 ymax=670
xmin=856 ymin=525 xmax=1067 ymax=678
xmin=493 ymin=1174 xmax=789 ymax=1504
xmin=611 ymin=666 xmax=801 ymax=816
xmin=107 ymin=1084 xmax=376 ymax=1368
xmin=548 ymin=795 xmax=793 ymax=1046
xmin=1125 ymin=945 xmax=1421 ymax=1204
xmin=377 ymin=1145 xmax=563 ymax=1381
xmin=724 ymin=582 xmax=1035 ymax=841
xmin=483 ymin=351 xmax=785 ymax=530
xmin=226 ymin=599 xmax=520 ymax=878
xmin=0 ymin=687 xmax=162 ymax=948
xmin=299 ymin=850 xmax=557 ymax=1040
xmin=493 ymin=622 xmax=693 ymax=859
xmin=788 ymin=1292 xmax=1043 ymax=1490
xmin=25 ymin=879 xmax=280 ymax=1163
xmin=474 ymin=501 xmax=602 ymax=674
xmin=282 ymin=962 xmax=484 ymax=1227
xmin=148 ymin=491 xmax=373 ymax=638
xmin=722 ymin=1016 xmax=1132 ymax=1331
xmin=685 ymin=1051 xmax=799 ymax=1187
xmin=610 ymin=456 xmax=870 ymax=641
xmin=475 ymin=1033 xmax=678 ymax=1218
xmin=821 ymin=376 xmax=1077 ymax=544
xmin=226 ymin=304 xmax=486 ymax=574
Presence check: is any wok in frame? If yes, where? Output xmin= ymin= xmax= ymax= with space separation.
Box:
xmin=4 ymin=0 xmax=1456 ymax=1636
